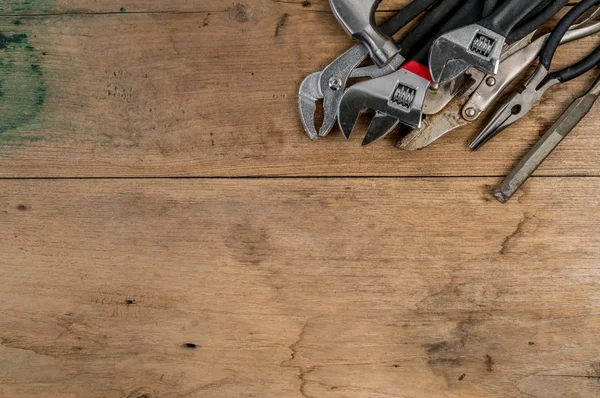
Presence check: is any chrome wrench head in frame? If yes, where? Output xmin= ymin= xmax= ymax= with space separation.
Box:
xmin=338 ymin=68 xmax=429 ymax=139
xmin=429 ymin=24 xmax=505 ymax=83
xmin=362 ymin=112 xmax=400 ymax=146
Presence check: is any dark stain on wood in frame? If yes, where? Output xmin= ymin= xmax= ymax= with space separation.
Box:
xmin=228 ymin=3 xmax=251 ymax=23
xmin=275 ymin=13 xmax=289 ymax=37
xmin=485 ymin=354 xmax=494 ymax=371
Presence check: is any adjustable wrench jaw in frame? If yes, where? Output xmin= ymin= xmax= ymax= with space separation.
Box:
xmin=338 ymin=68 xmax=429 ymax=139
xmin=429 ymin=24 xmax=505 ymax=83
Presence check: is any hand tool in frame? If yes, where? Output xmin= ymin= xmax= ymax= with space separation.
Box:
xmin=397 ymin=33 xmax=535 ymax=149
xmin=399 ymin=11 xmax=600 ymax=150
xmin=338 ymin=0 xmax=486 ymax=144
xmin=493 ymin=73 xmax=600 ymax=203
xmin=410 ymin=0 xmax=576 ymax=125
xmin=428 ymin=0 xmax=566 ymax=83
xmin=349 ymin=0 xmax=559 ymax=146
xmin=299 ymin=0 xmax=439 ymax=140
xmin=421 ymin=26 xmax=543 ymax=117
xmin=328 ymin=0 xmax=402 ymax=68
xmin=471 ymin=0 xmax=600 ymax=150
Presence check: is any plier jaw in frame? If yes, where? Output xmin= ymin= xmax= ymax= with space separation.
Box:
xmin=298 ymin=72 xmax=323 ymax=141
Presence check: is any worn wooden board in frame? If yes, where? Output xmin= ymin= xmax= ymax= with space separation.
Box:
xmin=1 ymin=0 xmax=335 ymax=14
xmin=0 ymin=1 xmax=598 ymax=177
xmin=1 ymin=178 xmax=600 ymax=397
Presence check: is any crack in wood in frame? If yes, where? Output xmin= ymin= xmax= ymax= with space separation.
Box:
xmin=281 ymin=318 xmax=317 ymax=398
xmin=500 ymin=213 xmax=538 ymax=255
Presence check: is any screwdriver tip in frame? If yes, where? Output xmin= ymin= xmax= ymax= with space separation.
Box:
xmin=493 ymin=190 xmax=509 ymax=204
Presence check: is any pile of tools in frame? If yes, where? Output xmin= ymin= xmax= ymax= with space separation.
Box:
xmin=298 ymin=0 xmax=600 ymax=202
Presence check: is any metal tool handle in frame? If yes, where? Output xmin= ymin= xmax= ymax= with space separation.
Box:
xmin=494 ymin=74 xmax=600 ymax=203
xmin=541 ymin=0 xmax=600 ymax=83
xmin=507 ymin=0 xmax=570 ymax=44
xmin=329 ymin=0 xmax=400 ymax=67
xmin=479 ymin=0 xmax=546 ymax=37
xmin=349 ymin=0 xmax=443 ymax=78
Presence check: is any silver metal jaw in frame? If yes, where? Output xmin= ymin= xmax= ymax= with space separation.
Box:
xmin=429 ymin=24 xmax=505 ymax=83
xmin=338 ymin=68 xmax=430 ymax=139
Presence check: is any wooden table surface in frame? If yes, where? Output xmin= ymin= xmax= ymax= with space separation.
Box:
xmin=1 ymin=1 xmax=600 ymax=397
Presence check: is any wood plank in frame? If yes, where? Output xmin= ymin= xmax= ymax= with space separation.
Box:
xmin=1 ymin=177 xmax=600 ymax=397
xmin=1 ymin=0 xmax=335 ymax=15
xmin=0 ymin=2 xmax=599 ymax=178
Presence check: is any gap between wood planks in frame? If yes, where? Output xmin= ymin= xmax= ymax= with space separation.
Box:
xmin=0 ymin=175 xmax=599 ymax=181
xmin=0 ymin=1 xmax=581 ymax=17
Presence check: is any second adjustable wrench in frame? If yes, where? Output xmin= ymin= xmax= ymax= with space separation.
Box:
xmin=428 ymin=0 xmax=559 ymax=83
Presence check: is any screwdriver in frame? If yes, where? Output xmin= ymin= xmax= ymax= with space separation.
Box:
xmin=493 ymin=72 xmax=600 ymax=203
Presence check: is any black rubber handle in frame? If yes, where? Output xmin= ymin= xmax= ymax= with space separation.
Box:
xmin=482 ymin=0 xmax=500 ymax=18
xmin=479 ymin=0 xmax=547 ymax=37
xmin=551 ymin=45 xmax=600 ymax=83
xmin=507 ymin=0 xmax=569 ymax=44
xmin=412 ymin=0 xmax=487 ymax=65
xmin=380 ymin=0 xmax=442 ymax=37
xmin=540 ymin=0 xmax=600 ymax=75
xmin=400 ymin=0 xmax=467 ymax=57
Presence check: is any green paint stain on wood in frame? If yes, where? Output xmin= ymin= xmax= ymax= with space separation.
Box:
xmin=0 ymin=30 xmax=48 ymax=146
xmin=0 ymin=0 xmax=55 ymax=14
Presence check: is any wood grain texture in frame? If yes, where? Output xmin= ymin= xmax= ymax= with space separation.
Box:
xmin=2 ymin=2 xmax=600 ymax=397
xmin=1 ymin=178 xmax=600 ymax=397
xmin=0 ymin=1 xmax=598 ymax=177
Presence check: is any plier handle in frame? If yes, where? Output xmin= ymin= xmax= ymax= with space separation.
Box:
xmin=472 ymin=0 xmax=600 ymax=150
